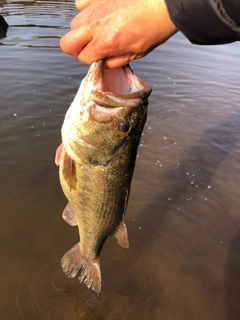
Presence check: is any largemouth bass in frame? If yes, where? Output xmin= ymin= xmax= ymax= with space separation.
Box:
xmin=55 ymin=60 xmax=151 ymax=293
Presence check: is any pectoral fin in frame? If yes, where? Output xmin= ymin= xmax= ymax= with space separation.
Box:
xmin=114 ymin=220 xmax=129 ymax=249
xmin=62 ymin=152 xmax=76 ymax=190
xmin=55 ymin=143 xmax=63 ymax=166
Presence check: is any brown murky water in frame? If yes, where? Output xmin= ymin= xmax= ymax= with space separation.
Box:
xmin=1 ymin=1 xmax=240 ymax=319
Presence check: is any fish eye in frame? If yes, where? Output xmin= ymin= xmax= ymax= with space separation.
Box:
xmin=117 ymin=119 xmax=130 ymax=133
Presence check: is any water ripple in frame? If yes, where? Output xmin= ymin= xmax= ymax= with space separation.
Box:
xmin=3 ymin=235 xmax=68 ymax=319
xmin=62 ymin=240 xmax=159 ymax=320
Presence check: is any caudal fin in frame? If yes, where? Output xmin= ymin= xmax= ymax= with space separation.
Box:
xmin=61 ymin=243 xmax=101 ymax=293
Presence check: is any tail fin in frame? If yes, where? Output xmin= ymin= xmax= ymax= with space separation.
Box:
xmin=61 ymin=243 xmax=101 ymax=293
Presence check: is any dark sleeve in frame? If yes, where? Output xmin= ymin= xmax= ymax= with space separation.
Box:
xmin=164 ymin=0 xmax=240 ymax=45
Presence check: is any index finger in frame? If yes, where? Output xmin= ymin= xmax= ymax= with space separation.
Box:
xmin=60 ymin=23 xmax=93 ymax=57
xmin=75 ymin=0 xmax=93 ymax=11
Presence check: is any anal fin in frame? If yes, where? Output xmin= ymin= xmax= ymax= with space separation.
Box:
xmin=62 ymin=202 xmax=78 ymax=226
xmin=61 ymin=243 xmax=101 ymax=294
xmin=114 ymin=220 xmax=129 ymax=249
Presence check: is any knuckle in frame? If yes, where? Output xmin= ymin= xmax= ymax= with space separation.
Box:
xmin=97 ymin=36 xmax=115 ymax=53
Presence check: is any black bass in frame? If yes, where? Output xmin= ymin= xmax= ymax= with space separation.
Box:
xmin=55 ymin=60 xmax=151 ymax=293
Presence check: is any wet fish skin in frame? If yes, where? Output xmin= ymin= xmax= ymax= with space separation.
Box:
xmin=56 ymin=60 xmax=151 ymax=293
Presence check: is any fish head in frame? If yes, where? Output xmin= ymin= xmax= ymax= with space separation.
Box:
xmin=62 ymin=61 xmax=152 ymax=165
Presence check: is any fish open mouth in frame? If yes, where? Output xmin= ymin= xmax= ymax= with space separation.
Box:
xmin=95 ymin=60 xmax=150 ymax=96
xmin=85 ymin=60 xmax=150 ymax=105
xmin=85 ymin=60 xmax=152 ymax=122
xmin=61 ymin=60 xmax=152 ymax=159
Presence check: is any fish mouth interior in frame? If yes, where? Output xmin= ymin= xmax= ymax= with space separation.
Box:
xmin=98 ymin=66 xmax=145 ymax=96
xmin=87 ymin=63 xmax=151 ymax=122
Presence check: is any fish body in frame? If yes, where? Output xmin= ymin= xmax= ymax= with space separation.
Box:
xmin=55 ymin=60 xmax=151 ymax=293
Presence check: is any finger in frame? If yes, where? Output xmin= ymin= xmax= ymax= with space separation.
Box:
xmin=70 ymin=12 xmax=85 ymax=30
xmin=104 ymin=56 xmax=134 ymax=69
xmin=71 ymin=1 xmax=103 ymax=30
xmin=60 ymin=24 xmax=92 ymax=56
xmin=77 ymin=46 xmax=137 ymax=68
xmin=74 ymin=31 xmax=137 ymax=66
xmin=75 ymin=0 xmax=93 ymax=11
xmin=103 ymin=52 xmax=149 ymax=69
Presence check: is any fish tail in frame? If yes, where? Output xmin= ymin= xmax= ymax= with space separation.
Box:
xmin=61 ymin=243 xmax=101 ymax=293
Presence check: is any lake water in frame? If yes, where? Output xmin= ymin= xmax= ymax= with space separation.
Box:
xmin=1 ymin=1 xmax=240 ymax=319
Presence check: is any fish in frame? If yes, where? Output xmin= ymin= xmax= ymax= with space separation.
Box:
xmin=55 ymin=60 xmax=151 ymax=293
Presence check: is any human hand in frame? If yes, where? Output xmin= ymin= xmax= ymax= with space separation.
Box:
xmin=60 ymin=0 xmax=178 ymax=68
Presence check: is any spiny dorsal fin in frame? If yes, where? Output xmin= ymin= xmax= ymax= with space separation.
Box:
xmin=62 ymin=202 xmax=78 ymax=226
xmin=114 ymin=220 xmax=129 ymax=249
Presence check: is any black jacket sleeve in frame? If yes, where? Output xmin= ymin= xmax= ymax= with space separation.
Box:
xmin=164 ymin=0 xmax=240 ymax=45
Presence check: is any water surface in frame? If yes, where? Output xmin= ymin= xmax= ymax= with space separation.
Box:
xmin=1 ymin=1 xmax=240 ymax=319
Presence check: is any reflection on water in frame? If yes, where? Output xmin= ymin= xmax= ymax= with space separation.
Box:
xmin=1 ymin=1 xmax=240 ymax=319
